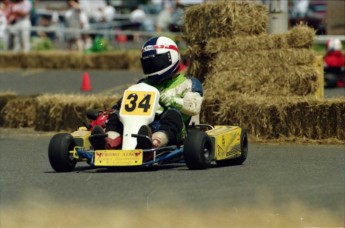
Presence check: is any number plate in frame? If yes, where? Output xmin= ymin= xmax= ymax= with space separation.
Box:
xmin=120 ymin=91 xmax=156 ymax=116
xmin=94 ymin=150 xmax=143 ymax=166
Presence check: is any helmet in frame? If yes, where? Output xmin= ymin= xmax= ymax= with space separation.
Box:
xmin=326 ymin=38 xmax=342 ymax=52
xmin=140 ymin=36 xmax=180 ymax=83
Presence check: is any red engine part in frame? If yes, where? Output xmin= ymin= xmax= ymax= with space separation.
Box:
xmin=90 ymin=112 xmax=109 ymax=130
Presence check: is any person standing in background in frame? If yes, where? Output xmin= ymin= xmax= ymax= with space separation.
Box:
xmin=156 ymin=3 xmax=173 ymax=32
xmin=1 ymin=0 xmax=14 ymax=49
xmin=129 ymin=5 xmax=146 ymax=41
xmin=79 ymin=0 xmax=105 ymax=23
xmin=29 ymin=0 xmax=39 ymax=35
xmin=11 ymin=0 xmax=32 ymax=52
xmin=0 ymin=4 xmax=8 ymax=50
xmin=102 ymin=1 xmax=115 ymax=23
xmin=64 ymin=0 xmax=83 ymax=50
xmin=78 ymin=3 xmax=91 ymax=50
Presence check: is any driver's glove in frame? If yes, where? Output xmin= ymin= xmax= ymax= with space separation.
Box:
xmin=160 ymin=93 xmax=183 ymax=110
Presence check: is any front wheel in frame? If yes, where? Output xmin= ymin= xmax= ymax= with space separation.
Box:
xmin=183 ymin=129 xmax=214 ymax=170
xmin=48 ymin=133 xmax=77 ymax=172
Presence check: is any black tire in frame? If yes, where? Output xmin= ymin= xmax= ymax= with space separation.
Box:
xmin=324 ymin=73 xmax=337 ymax=88
xmin=216 ymin=129 xmax=248 ymax=166
xmin=48 ymin=133 xmax=77 ymax=172
xmin=183 ymin=129 xmax=214 ymax=170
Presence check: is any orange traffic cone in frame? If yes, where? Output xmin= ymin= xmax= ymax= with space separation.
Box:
xmin=81 ymin=72 xmax=92 ymax=91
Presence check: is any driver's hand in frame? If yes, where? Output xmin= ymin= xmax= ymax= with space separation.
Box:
xmin=160 ymin=94 xmax=182 ymax=109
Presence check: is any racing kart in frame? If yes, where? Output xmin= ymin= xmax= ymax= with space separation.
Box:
xmin=48 ymin=83 xmax=248 ymax=172
xmin=324 ymin=66 xmax=345 ymax=88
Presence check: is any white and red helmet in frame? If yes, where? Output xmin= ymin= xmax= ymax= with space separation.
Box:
xmin=326 ymin=38 xmax=342 ymax=52
xmin=140 ymin=36 xmax=180 ymax=83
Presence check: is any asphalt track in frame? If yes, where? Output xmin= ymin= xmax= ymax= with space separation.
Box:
xmin=0 ymin=70 xmax=344 ymax=227
xmin=0 ymin=69 xmax=345 ymax=97
xmin=0 ymin=128 xmax=344 ymax=227
xmin=0 ymin=69 xmax=143 ymax=96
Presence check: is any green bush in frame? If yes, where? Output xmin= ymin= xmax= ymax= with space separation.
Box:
xmin=31 ymin=37 xmax=53 ymax=51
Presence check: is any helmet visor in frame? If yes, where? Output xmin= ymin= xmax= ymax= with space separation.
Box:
xmin=141 ymin=52 xmax=172 ymax=75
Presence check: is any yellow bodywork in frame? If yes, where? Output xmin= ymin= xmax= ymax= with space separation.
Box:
xmin=71 ymin=127 xmax=92 ymax=150
xmin=70 ymin=127 xmax=144 ymax=166
xmin=94 ymin=149 xmax=143 ymax=166
xmin=206 ymin=126 xmax=242 ymax=161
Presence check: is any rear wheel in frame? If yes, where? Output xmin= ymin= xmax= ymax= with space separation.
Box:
xmin=216 ymin=129 xmax=248 ymax=166
xmin=183 ymin=130 xmax=214 ymax=170
xmin=324 ymin=73 xmax=337 ymax=88
xmin=48 ymin=133 xmax=77 ymax=172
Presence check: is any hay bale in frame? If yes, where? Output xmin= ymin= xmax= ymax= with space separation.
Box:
xmin=1 ymin=96 xmax=37 ymax=128
xmin=34 ymin=94 xmax=119 ymax=131
xmin=0 ymin=53 xmax=22 ymax=68
xmin=0 ymin=51 xmax=142 ymax=69
xmin=189 ymin=48 xmax=317 ymax=83
xmin=91 ymin=52 xmax=130 ymax=69
xmin=184 ymin=44 xmax=209 ymax=79
xmin=183 ymin=1 xmax=268 ymax=44
xmin=287 ymin=23 xmax=316 ymax=48
xmin=0 ymin=93 xmax=17 ymax=126
xmin=186 ymin=24 xmax=316 ymax=83
xmin=210 ymin=49 xmax=316 ymax=73
xmin=201 ymin=94 xmax=345 ymax=141
xmin=204 ymin=24 xmax=315 ymax=55
xmin=203 ymin=65 xmax=318 ymax=97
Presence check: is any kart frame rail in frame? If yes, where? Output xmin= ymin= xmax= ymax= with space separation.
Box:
xmin=72 ymin=145 xmax=183 ymax=167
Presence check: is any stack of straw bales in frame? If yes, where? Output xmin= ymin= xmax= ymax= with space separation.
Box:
xmin=0 ymin=51 xmax=142 ymax=70
xmin=0 ymin=94 xmax=119 ymax=131
xmin=183 ymin=1 xmax=345 ymax=141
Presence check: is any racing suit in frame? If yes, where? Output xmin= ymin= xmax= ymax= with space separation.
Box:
xmin=106 ymin=73 xmax=204 ymax=146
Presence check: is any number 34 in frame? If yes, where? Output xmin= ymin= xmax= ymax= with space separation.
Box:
xmin=121 ymin=91 xmax=155 ymax=116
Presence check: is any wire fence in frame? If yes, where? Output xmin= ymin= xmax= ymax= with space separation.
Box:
xmin=4 ymin=24 xmax=183 ymax=51
xmin=3 ymin=24 xmax=345 ymax=51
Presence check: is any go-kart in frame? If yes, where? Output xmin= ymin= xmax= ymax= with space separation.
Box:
xmin=324 ymin=66 xmax=345 ymax=88
xmin=48 ymin=83 xmax=248 ymax=172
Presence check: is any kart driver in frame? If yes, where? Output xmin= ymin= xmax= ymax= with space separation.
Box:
xmin=90 ymin=36 xmax=204 ymax=149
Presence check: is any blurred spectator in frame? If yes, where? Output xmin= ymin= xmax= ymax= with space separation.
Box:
xmin=79 ymin=0 xmax=106 ymax=23
xmin=1 ymin=0 xmax=13 ymax=49
xmin=130 ymin=5 xmax=146 ymax=24
xmin=2 ymin=0 xmax=15 ymax=25
xmin=0 ymin=4 xmax=7 ymax=50
xmin=102 ymin=1 xmax=115 ymax=23
xmin=11 ymin=0 xmax=32 ymax=53
xmin=169 ymin=2 xmax=185 ymax=32
xmin=37 ymin=11 xmax=58 ymax=41
xmin=156 ymin=3 xmax=173 ymax=32
xmin=29 ymin=0 xmax=39 ymax=27
xmin=292 ymin=0 xmax=309 ymax=18
xmin=129 ymin=6 xmax=146 ymax=41
xmin=46 ymin=0 xmax=91 ymax=50
xmin=64 ymin=0 xmax=83 ymax=50
xmin=79 ymin=3 xmax=92 ymax=50
xmin=92 ymin=1 xmax=115 ymax=23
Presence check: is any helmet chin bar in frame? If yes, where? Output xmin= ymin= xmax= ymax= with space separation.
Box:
xmin=145 ymin=61 xmax=180 ymax=85
xmin=141 ymin=52 xmax=172 ymax=75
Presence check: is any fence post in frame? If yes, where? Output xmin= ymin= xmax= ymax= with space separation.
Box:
xmin=268 ymin=0 xmax=288 ymax=34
